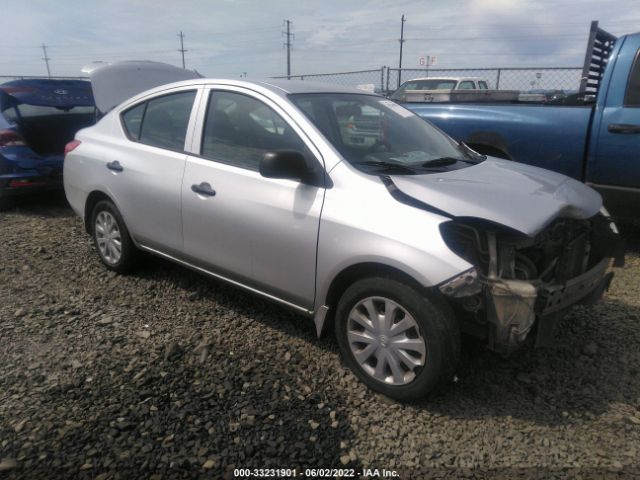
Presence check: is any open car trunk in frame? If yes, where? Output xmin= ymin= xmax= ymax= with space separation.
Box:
xmin=0 ymin=79 xmax=96 ymax=156
xmin=17 ymin=110 xmax=95 ymax=156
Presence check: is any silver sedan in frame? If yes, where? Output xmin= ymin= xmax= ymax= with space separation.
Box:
xmin=63 ymin=62 xmax=621 ymax=400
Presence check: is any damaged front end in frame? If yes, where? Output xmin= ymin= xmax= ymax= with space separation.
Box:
xmin=438 ymin=211 xmax=624 ymax=354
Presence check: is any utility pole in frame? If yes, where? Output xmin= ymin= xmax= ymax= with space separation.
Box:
xmin=283 ymin=19 xmax=293 ymax=79
xmin=397 ymin=14 xmax=406 ymax=88
xmin=177 ymin=31 xmax=187 ymax=69
xmin=41 ymin=44 xmax=51 ymax=78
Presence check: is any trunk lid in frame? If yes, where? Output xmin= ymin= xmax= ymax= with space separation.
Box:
xmin=83 ymin=61 xmax=201 ymax=113
xmin=390 ymin=157 xmax=602 ymax=236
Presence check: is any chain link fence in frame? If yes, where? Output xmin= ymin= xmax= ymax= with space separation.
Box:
xmin=272 ymin=69 xmax=386 ymax=91
xmin=273 ymin=66 xmax=583 ymax=95
xmin=2 ymin=68 xmax=584 ymax=96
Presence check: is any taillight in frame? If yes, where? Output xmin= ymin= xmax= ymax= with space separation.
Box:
xmin=64 ymin=140 xmax=81 ymax=155
xmin=0 ymin=129 xmax=26 ymax=147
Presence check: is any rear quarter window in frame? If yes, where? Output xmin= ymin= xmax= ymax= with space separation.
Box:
xmin=121 ymin=103 xmax=146 ymax=140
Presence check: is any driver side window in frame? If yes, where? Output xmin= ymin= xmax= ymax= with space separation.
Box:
xmin=200 ymin=90 xmax=306 ymax=170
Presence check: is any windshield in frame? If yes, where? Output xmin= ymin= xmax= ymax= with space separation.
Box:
xmin=289 ymin=93 xmax=478 ymax=174
xmin=390 ymin=80 xmax=457 ymax=100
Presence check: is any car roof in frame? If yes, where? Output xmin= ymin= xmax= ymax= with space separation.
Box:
xmin=247 ymin=79 xmax=372 ymax=96
xmin=115 ymin=78 xmax=378 ymax=111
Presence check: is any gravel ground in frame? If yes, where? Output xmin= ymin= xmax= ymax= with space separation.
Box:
xmin=1 ymin=193 xmax=640 ymax=480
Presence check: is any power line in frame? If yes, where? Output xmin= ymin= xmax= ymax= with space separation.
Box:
xmin=283 ymin=19 xmax=293 ymax=79
xmin=397 ymin=14 xmax=406 ymax=89
xmin=178 ymin=31 xmax=187 ymax=69
xmin=41 ymin=44 xmax=51 ymax=78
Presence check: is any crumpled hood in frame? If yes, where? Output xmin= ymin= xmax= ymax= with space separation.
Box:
xmin=389 ymin=157 xmax=602 ymax=236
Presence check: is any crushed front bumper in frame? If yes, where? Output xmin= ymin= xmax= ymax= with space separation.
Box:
xmin=485 ymin=257 xmax=614 ymax=353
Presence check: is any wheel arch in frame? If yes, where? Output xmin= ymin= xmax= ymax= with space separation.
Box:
xmin=84 ymin=190 xmax=114 ymax=234
xmin=465 ymin=131 xmax=512 ymax=159
xmin=316 ymin=262 xmax=431 ymax=338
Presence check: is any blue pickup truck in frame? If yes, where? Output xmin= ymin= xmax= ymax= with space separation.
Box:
xmin=403 ymin=23 xmax=639 ymax=219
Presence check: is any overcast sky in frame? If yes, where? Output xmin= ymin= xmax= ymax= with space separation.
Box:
xmin=1 ymin=0 xmax=639 ymax=79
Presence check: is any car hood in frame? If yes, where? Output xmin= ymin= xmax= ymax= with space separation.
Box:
xmin=83 ymin=61 xmax=201 ymax=113
xmin=389 ymin=157 xmax=602 ymax=236
xmin=0 ymin=79 xmax=94 ymax=108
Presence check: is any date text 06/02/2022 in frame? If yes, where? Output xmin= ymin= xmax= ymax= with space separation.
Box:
xmin=233 ymin=468 xmax=400 ymax=477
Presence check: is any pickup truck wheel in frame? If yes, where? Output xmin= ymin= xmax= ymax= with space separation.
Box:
xmin=91 ymin=200 xmax=137 ymax=273
xmin=335 ymin=276 xmax=459 ymax=401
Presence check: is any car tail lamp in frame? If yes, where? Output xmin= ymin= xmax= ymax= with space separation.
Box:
xmin=0 ymin=129 xmax=26 ymax=147
xmin=64 ymin=140 xmax=81 ymax=155
xmin=8 ymin=179 xmax=49 ymax=188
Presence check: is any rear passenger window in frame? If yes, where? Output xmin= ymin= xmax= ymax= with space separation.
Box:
xmin=139 ymin=91 xmax=196 ymax=150
xmin=625 ymin=49 xmax=640 ymax=106
xmin=121 ymin=90 xmax=196 ymax=151
xmin=458 ymin=81 xmax=475 ymax=90
xmin=478 ymin=81 xmax=489 ymax=90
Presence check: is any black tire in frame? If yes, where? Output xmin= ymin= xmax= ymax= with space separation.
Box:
xmin=90 ymin=200 xmax=137 ymax=273
xmin=334 ymin=276 xmax=460 ymax=401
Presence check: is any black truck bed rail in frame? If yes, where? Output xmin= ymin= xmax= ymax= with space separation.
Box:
xmin=579 ymin=20 xmax=618 ymax=97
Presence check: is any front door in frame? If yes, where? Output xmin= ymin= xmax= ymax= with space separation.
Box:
xmin=181 ymin=88 xmax=325 ymax=309
xmin=588 ymin=35 xmax=640 ymax=216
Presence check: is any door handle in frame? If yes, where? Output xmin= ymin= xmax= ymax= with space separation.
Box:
xmin=191 ymin=182 xmax=216 ymax=197
xmin=608 ymin=123 xmax=640 ymax=134
xmin=106 ymin=161 xmax=124 ymax=172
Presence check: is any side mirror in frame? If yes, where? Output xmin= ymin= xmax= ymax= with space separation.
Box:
xmin=259 ymin=150 xmax=323 ymax=186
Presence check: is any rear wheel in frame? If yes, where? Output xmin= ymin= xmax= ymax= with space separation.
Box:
xmin=91 ymin=200 xmax=137 ymax=273
xmin=335 ymin=276 xmax=459 ymax=401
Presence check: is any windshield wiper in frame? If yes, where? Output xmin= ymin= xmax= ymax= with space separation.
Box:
xmin=352 ymin=160 xmax=418 ymax=174
xmin=420 ymin=157 xmax=460 ymax=168
xmin=459 ymin=142 xmax=487 ymax=163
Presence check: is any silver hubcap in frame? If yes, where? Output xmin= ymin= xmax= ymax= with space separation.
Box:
xmin=95 ymin=211 xmax=122 ymax=265
xmin=347 ymin=296 xmax=426 ymax=386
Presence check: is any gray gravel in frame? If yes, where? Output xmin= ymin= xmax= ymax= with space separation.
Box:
xmin=1 ymin=194 xmax=640 ymax=479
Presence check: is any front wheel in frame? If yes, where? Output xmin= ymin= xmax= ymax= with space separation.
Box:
xmin=91 ymin=200 xmax=137 ymax=273
xmin=335 ymin=276 xmax=459 ymax=401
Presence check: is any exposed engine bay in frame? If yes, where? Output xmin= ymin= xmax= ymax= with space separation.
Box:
xmin=438 ymin=213 xmax=624 ymax=353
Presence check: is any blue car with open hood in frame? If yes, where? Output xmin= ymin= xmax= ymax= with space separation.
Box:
xmin=0 ymin=78 xmax=95 ymax=206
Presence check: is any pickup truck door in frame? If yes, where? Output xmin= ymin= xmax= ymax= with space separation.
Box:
xmin=588 ymin=35 xmax=640 ymax=204
xmin=181 ymin=87 xmax=325 ymax=311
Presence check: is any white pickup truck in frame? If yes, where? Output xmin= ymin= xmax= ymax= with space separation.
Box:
xmin=391 ymin=77 xmax=488 ymax=98
xmin=390 ymin=77 xmax=520 ymax=103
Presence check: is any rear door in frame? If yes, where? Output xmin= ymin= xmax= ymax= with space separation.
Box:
xmin=181 ymin=87 xmax=325 ymax=309
xmin=588 ymin=35 xmax=640 ymax=190
xmin=106 ymin=87 xmax=199 ymax=255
